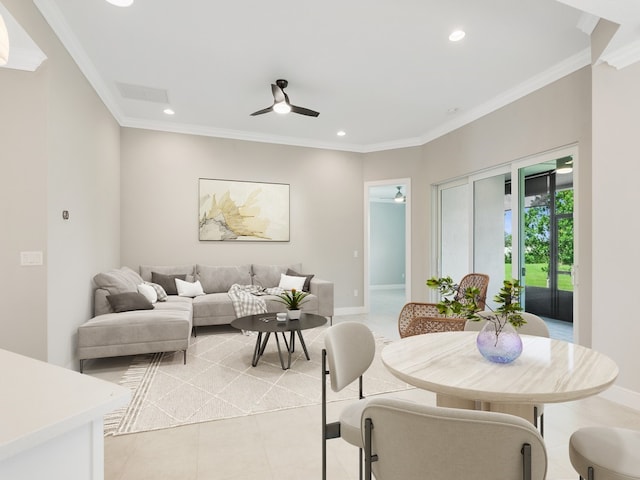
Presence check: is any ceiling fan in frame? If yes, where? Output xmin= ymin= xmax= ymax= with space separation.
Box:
xmin=250 ymin=79 xmax=320 ymax=117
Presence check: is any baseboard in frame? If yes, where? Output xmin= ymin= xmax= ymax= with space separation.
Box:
xmin=598 ymin=385 xmax=640 ymax=412
xmin=334 ymin=306 xmax=366 ymax=316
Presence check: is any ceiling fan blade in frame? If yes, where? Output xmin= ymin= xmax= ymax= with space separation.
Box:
xmin=271 ymin=83 xmax=286 ymax=103
xmin=250 ymin=106 xmax=273 ymax=116
xmin=290 ymin=105 xmax=320 ymax=117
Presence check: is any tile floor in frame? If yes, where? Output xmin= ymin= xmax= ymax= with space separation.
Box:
xmin=92 ymin=289 xmax=636 ymax=480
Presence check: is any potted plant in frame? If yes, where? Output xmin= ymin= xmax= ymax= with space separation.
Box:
xmin=275 ymin=288 xmax=309 ymax=320
xmin=426 ymin=276 xmax=526 ymax=363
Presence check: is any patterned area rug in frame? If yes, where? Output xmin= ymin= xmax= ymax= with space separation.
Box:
xmin=104 ymin=325 xmax=410 ymax=436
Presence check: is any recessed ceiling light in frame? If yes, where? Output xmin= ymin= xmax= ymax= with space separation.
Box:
xmin=105 ymin=0 xmax=134 ymax=6
xmin=163 ymin=108 xmax=175 ymax=115
xmin=449 ymin=29 xmax=466 ymax=42
xmin=337 ymin=130 xmax=346 ymax=137
xmin=447 ymin=107 xmax=459 ymax=114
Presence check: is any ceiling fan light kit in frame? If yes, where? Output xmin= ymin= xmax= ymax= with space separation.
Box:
xmin=251 ymin=79 xmax=319 ymax=117
xmin=0 ymin=14 xmax=9 ymax=66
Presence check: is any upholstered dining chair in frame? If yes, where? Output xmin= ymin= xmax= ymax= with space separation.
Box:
xmin=398 ymin=273 xmax=489 ymax=338
xmin=569 ymin=426 xmax=640 ymax=479
xmin=322 ymin=321 xmax=375 ymax=480
xmin=361 ymin=397 xmax=548 ymax=480
xmin=322 ymin=321 xmax=422 ymax=480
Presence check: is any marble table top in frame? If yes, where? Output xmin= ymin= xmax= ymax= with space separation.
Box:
xmin=382 ymin=332 xmax=619 ymax=404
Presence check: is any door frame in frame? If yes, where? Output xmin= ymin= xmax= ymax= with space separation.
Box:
xmin=364 ymin=178 xmax=412 ymax=313
xmin=431 ymin=144 xmax=578 ymax=340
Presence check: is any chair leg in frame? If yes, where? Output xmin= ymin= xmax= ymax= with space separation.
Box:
xmin=322 ymin=349 xmax=341 ymax=480
xmin=521 ymin=443 xmax=531 ymax=480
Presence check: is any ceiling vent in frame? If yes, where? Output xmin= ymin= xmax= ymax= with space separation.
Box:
xmin=116 ymin=82 xmax=169 ymax=104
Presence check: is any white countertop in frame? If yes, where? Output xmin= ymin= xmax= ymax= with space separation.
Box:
xmin=0 ymin=349 xmax=130 ymax=462
xmin=382 ymin=332 xmax=619 ymax=404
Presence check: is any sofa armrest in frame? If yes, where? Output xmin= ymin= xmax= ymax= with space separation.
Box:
xmin=309 ymin=278 xmax=334 ymax=318
xmin=94 ymin=288 xmax=113 ymax=316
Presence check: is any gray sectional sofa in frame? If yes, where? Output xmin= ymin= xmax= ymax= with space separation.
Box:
xmin=77 ymin=263 xmax=334 ymax=371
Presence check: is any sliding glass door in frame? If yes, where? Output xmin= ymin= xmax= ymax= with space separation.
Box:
xmin=435 ymin=147 xmax=576 ymax=324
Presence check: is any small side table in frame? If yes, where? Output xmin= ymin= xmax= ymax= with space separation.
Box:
xmin=231 ymin=313 xmax=327 ymax=370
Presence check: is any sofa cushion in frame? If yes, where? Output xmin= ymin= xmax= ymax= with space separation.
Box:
xmin=78 ymin=309 xmax=191 ymax=349
xmin=252 ymin=264 xmax=302 ymax=288
xmin=107 ymin=292 xmax=154 ymax=313
xmin=151 ymin=272 xmax=186 ymax=295
xmin=196 ymin=264 xmax=251 ymax=293
xmin=93 ymin=266 xmax=143 ymax=295
xmin=192 ymin=293 xmax=237 ymax=318
xmin=286 ymin=268 xmax=315 ymax=292
xmin=139 ymin=265 xmax=195 ymax=282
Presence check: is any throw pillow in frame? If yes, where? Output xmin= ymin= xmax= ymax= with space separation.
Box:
xmin=137 ymin=283 xmax=158 ymax=304
xmin=144 ymin=281 xmax=168 ymax=302
xmin=175 ymin=278 xmax=205 ymax=298
xmin=107 ymin=292 xmax=154 ymax=313
xmin=278 ymin=273 xmax=306 ymax=291
xmin=151 ymin=272 xmax=186 ymax=296
xmin=286 ymin=268 xmax=315 ymax=292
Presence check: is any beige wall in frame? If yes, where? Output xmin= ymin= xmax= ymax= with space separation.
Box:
xmin=120 ymin=129 xmax=364 ymax=309
xmin=0 ymin=0 xmax=121 ymax=367
xmin=364 ymin=69 xmax=592 ymax=343
xmin=3 ymin=1 xmax=638 ymax=403
xmin=0 ymin=60 xmax=48 ymax=361
xmin=592 ymin=60 xmax=640 ymax=393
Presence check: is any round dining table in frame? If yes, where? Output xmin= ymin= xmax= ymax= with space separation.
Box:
xmin=382 ymin=331 xmax=619 ymax=422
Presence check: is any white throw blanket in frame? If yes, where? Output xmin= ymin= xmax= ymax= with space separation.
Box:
xmin=228 ymin=284 xmax=285 ymax=318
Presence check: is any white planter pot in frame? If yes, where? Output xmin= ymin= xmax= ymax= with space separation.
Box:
xmin=287 ymin=309 xmax=302 ymax=320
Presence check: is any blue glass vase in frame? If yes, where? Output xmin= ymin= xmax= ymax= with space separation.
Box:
xmin=476 ymin=320 xmax=522 ymax=364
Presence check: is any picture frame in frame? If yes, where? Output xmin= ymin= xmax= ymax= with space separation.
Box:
xmin=198 ymin=178 xmax=290 ymax=242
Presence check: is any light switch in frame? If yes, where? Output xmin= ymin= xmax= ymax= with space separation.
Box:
xmin=20 ymin=251 xmax=43 ymax=266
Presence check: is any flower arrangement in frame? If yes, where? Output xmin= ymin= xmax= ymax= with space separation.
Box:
xmin=426 ymin=276 xmax=526 ymax=339
xmin=275 ymin=288 xmax=309 ymax=310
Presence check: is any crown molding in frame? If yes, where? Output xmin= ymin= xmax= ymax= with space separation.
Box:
xmin=0 ymin=3 xmax=47 ymax=71
xmin=1 ymin=45 xmax=47 ymax=71
xmin=120 ymin=117 xmax=368 ymax=153
xmin=34 ymin=0 xmax=125 ymax=121
xmin=417 ymin=48 xmax=592 ymax=146
xmin=602 ymin=36 xmax=640 ymax=69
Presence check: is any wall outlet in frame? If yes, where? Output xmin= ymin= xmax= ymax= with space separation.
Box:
xmin=353 ymin=289 xmax=358 ymax=297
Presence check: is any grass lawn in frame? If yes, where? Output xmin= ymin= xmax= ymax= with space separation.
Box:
xmin=505 ymin=263 xmax=573 ymax=291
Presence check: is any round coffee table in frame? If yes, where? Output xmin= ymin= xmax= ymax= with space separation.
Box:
xmin=231 ymin=312 xmax=327 ymax=370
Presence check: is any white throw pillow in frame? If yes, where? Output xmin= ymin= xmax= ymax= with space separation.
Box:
xmin=137 ymin=283 xmax=158 ymax=304
xmin=278 ymin=273 xmax=306 ymax=291
xmin=176 ymin=278 xmax=205 ymax=297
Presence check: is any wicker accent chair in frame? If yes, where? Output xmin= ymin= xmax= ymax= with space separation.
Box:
xmin=398 ymin=273 xmax=490 ymax=338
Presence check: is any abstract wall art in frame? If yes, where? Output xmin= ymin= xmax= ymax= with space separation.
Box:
xmin=198 ymin=178 xmax=290 ymax=241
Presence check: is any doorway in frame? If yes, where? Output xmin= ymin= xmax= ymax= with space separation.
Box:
xmin=365 ymin=179 xmax=411 ymax=325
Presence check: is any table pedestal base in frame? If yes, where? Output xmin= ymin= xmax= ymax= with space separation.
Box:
xmin=436 ymin=394 xmax=536 ymax=424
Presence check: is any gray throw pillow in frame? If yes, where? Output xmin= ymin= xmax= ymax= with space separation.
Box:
xmin=151 ymin=272 xmax=186 ymax=296
xmin=107 ymin=292 xmax=154 ymax=313
xmin=286 ymin=268 xmax=315 ymax=292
